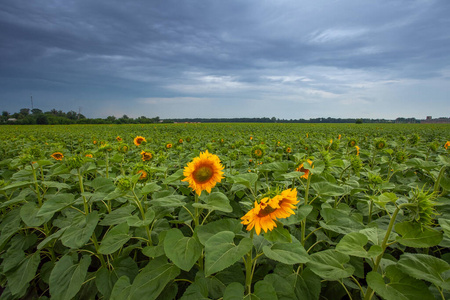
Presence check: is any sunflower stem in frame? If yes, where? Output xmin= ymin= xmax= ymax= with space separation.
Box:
xmin=31 ymin=163 xmax=42 ymax=207
xmin=244 ymin=230 xmax=255 ymax=295
xmin=301 ymin=173 xmax=312 ymax=246
xmin=132 ymin=188 xmax=152 ymax=245
xmin=433 ymin=165 xmax=447 ymax=194
xmin=78 ymin=169 xmax=89 ymax=214
xmin=105 ymin=151 xmax=109 ymax=178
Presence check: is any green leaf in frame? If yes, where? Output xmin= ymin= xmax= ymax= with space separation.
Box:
xmin=126 ymin=209 xmax=155 ymax=227
xmin=163 ymin=169 xmax=185 ymax=184
xmin=141 ymin=182 xmax=162 ymax=194
xmin=151 ymin=194 xmax=187 ymax=207
xmin=307 ymin=250 xmax=354 ymax=280
xmin=372 ymin=192 xmax=398 ymax=208
xmin=359 ymin=227 xmax=398 ymax=246
xmin=41 ymin=180 xmax=71 ymax=191
xmin=110 ymin=276 xmax=132 ymax=300
xmin=263 ymin=225 xmax=292 ymax=243
xmin=205 ymin=231 xmax=253 ymax=277
xmin=223 ymin=282 xmax=244 ymax=300
xmin=61 ymin=211 xmax=99 ymax=249
xmin=336 ymin=232 xmax=382 ymax=258
xmin=0 ymin=209 xmax=21 ymax=251
xmin=95 ymin=267 xmax=118 ymax=300
xmin=196 ymin=219 xmax=243 ymax=246
xmin=164 ymin=228 xmax=203 ymax=271
xmin=20 ymin=202 xmax=51 ymax=227
xmin=252 ymin=280 xmax=278 ymax=300
xmin=367 ymin=265 xmax=435 ymax=300
xmin=193 ymin=192 xmax=233 ymax=213
xmin=398 ymin=253 xmax=450 ymax=290
xmin=263 ymin=238 xmax=310 ymax=265
xmin=127 ymin=257 xmax=180 ymax=300
xmin=311 ymin=182 xmax=346 ymax=196
xmin=37 ymin=193 xmax=75 ymax=218
xmin=230 ymin=173 xmax=258 ymax=189
xmin=280 ymin=205 xmax=313 ymax=226
xmin=99 ymin=223 xmax=131 ymax=255
xmin=319 ymin=207 xmax=365 ymax=234
xmin=395 ymin=221 xmax=443 ymax=248
xmin=49 ymin=255 xmax=91 ymax=300
xmin=100 ymin=205 xmax=136 ymax=226
xmin=439 ymin=218 xmax=450 ymax=238
xmin=6 ymin=251 xmax=40 ymax=296
xmin=405 ymin=158 xmax=438 ymax=170
xmin=289 ymin=268 xmax=321 ymax=300
xmin=258 ymin=161 xmax=289 ymax=172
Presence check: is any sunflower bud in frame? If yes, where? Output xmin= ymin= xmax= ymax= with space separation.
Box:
xmin=406 ymin=187 xmax=438 ymax=228
xmin=116 ymin=177 xmax=133 ymax=191
xmin=65 ymin=156 xmax=83 ymax=169
xmin=350 ymin=156 xmax=363 ymax=175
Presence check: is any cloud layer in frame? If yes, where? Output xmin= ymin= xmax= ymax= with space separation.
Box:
xmin=1 ymin=0 xmax=449 ymax=119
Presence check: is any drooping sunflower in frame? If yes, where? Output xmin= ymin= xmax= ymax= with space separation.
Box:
xmin=182 ymin=150 xmax=224 ymax=195
xmin=445 ymin=141 xmax=450 ymax=150
xmin=116 ymin=136 xmax=123 ymax=142
xmin=355 ymin=145 xmax=360 ymax=156
xmin=241 ymin=189 xmax=299 ymax=235
xmin=241 ymin=198 xmax=279 ymax=235
xmin=85 ymin=153 xmax=93 ymax=158
xmin=348 ymin=139 xmax=357 ymax=147
xmin=141 ymin=150 xmax=153 ymax=161
xmin=285 ymin=146 xmax=292 ymax=153
xmin=296 ymin=159 xmax=313 ymax=179
xmin=137 ymin=169 xmax=148 ymax=181
xmin=134 ymin=136 xmax=146 ymax=146
xmin=51 ymin=152 xmax=64 ymax=161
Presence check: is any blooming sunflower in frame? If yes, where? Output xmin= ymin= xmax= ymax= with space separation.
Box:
xmin=296 ymin=159 xmax=313 ymax=179
xmin=178 ymin=138 xmax=183 ymax=144
xmin=182 ymin=150 xmax=224 ymax=195
xmin=348 ymin=139 xmax=357 ymax=147
xmin=137 ymin=169 xmax=148 ymax=181
xmin=85 ymin=153 xmax=93 ymax=158
xmin=251 ymin=146 xmax=264 ymax=159
xmin=241 ymin=189 xmax=298 ymax=235
xmin=445 ymin=141 xmax=450 ymax=150
xmin=355 ymin=145 xmax=360 ymax=156
xmin=116 ymin=136 xmax=123 ymax=142
xmin=286 ymin=147 xmax=292 ymax=153
xmin=134 ymin=136 xmax=146 ymax=147
xmin=51 ymin=152 xmax=64 ymax=161
xmin=166 ymin=143 xmax=173 ymax=149
xmin=141 ymin=150 xmax=153 ymax=161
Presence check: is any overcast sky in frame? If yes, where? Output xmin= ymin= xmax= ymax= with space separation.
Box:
xmin=1 ymin=0 xmax=449 ymax=119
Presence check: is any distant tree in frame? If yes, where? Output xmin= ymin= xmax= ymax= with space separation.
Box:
xmin=31 ymin=108 xmax=43 ymax=115
xmin=66 ymin=110 xmax=78 ymax=120
xmin=106 ymin=116 xmax=116 ymax=123
xmin=36 ymin=114 xmax=49 ymax=125
xmin=2 ymin=111 xmax=9 ymax=117
xmin=19 ymin=108 xmax=30 ymax=117
xmin=356 ymin=119 xmax=363 ymax=124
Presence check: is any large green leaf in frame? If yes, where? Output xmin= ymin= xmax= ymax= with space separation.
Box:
xmin=37 ymin=193 xmax=75 ymax=218
xmin=230 ymin=173 xmax=258 ymax=189
xmin=395 ymin=221 xmax=443 ymax=248
xmin=20 ymin=201 xmax=51 ymax=227
xmin=205 ymin=231 xmax=252 ymax=277
xmin=99 ymin=223 xmax=131 ymax=255
xmin=319 ymin=207 xmax=365 ymax=234
xmin=307 ymin=250 xmax=354 ymax=280
xmin=100 ymin=205 xmax=136 ymax=226
xmin=6 ymin=251 xmax=40 ymax=296
xmin=192 ymin=192 xmax=233 ymax=213
xmin=336 ymin=232 xmax=382 ymax=258
xmin=367 ymin=265 xmax=434 ymax=300
xmin=127 ymin=257 xmax=180 ymax=300
xmin=223 ymin=282 xmax=245 ymax=300
xmin=110 ymin=276 xmax=132 ymax=300
xmin=311 ymin=182 xmax=346 ymax=196
xmin=164 ymin=228 xmax=202 ymax=271
xmin=61 ymin=211 xmax=99 ymax=249
xmin=49 ymin=255 xmax=91 ymax=300
xmin=263 ymin=238 xmax=310 ymax=265
xmin=151 ymin=194 xmax=187 ymax=207
xmin=196 ymin=219 xmax=243 ymax=246
xmin=397 ymin=253 xmax=450 ymax=290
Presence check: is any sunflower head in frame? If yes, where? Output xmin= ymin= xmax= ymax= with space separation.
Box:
xmin=116 ymin=177 xmax=132 ymax=191
xmin=444 ymin=141 xmax=450 ymax=150
xmin=186 ymin=137 xmax=192 ymax=143
xmin=116 ymin=136 xmax=123 ymax=142
xmin=350 ymin=155 xmax=363 ymax=175
xmin=395 ymin=150 xmax=408 ymax=163
xmin=296 ymin=159 xmax=313 ymax=179
xmin=85 ymin=153 xmax=93 ymax=158
xmin=134 ymin=136 xmax=146 ymax=147
xmin=408 ymin=134 xmax=420 ymax=145
xmin=406 ymin=187 xmax=438 ymax=229
xmin=178 ymin=138 xmax=183 ymax=144
xmin=181 ymin=150 xmax=224 ymax=195
xmin=118 ymin=143 xmax=129 ymax=153
xmin=166 ymin=143 xmax=173 ymax=149
xmin=66 ymin=156 xmax=83 ymax=169
xmin=51 ymin=152 xmax=64 ymax=161
xmin=251 ymin=145 xmax=265 ymax=159
xmin=375 ymin=139 xmax=386 ymax=150
xmin=355 ymin=145 xmax=360 ymax=156
xmin=285 ymin=146 xmax=292 ymax=153
xmin=348 ymin=139 xmax=357 ymax=147
xmin=140 ymin=150 xmax=153 ymax=161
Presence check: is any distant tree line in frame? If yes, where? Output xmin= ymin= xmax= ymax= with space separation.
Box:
xmin=1 ymin=108 xmax=430 ymax=125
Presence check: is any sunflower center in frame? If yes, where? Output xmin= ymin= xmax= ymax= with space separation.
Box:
xmin=258 ymin=204 xmax=277 ymax=217
xmin=193 ymin=165 xmax=214 ymax=183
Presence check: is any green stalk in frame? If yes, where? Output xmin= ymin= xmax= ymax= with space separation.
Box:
xmin=194 ymin=194 xmax=200 ymax=227
xmin=301 ymin=173 xmax=312 ymax=246
xmin=132 ymin=189 xmax=152 ymax=245
xmin=31 ymin=164 xmax=42 ymax=207
xmin=433 ymin=166 xmax=447 ymax=194
xmin=78 ymin=169 xmax=89 ymax=214
xmin=244 ymin=230 xmax=254 ymax=295
xmin=364 ymin=202 xmax=415 ymax=300
xmin=105 ymin=152 xmax=109 ymax=178
xmin=91 ymin=233 xmax=107 ymax=269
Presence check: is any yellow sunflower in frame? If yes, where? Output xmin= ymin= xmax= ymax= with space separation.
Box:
xmin=137 ymin=169 xmax=148 ymax=181
xmin=445 ymin=141 xmax=450 ymax=150
xmin=51 ymin=152 xmax=64 ymax=161
xmin=116 ymin=136 xmax=123 ymax=142
xmin=182 ymin=150 xmax=224 ymax=195
xmin=355 ymin=145 xmax=360 ymax=156
xmin=241 ymin=189 xmax=298 ymax=235
xmin=134 ymin=136 xmax=146 ymax=146
xmin=296 ymin=159 xmax=313 ymax=179
xmin=166 ymin=143 xmax=173 ymax=149
xmin=178 ymin=138 xmax=183 ymax=144
xmin=85 ymin=154 xmax=93 ymax=158
xmin=140 ymin=151 xmax=153 ymax=161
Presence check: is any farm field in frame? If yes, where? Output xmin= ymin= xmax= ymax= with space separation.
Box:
xmin=1 ymin=123 xmax=450 ymax=299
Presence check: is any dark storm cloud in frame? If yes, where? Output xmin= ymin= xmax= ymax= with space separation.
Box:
xmin=0 ymin=0 xmax=449 ymax=118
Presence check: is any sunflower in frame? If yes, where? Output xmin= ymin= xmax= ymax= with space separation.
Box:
xmin=116 ymin=136 xmax=123 ymax=142
xmin=141 ymin=150 xmax=153 ymax=161
xmin=182 ymin=150 xmax=224 ymax=195
xmin=85 ymin=153 xmax=93 ymax=158
xmin=93 ymin=140 xmax=97 ymax=145
xmin=338 ymin=134 xmax=341 ymax=140
xmin=137 ymin=169 xmax=148 ymax=181
xmin=445 ymin=141 xmax=450 ymax=150
xmin=251 ymin=146 xmax=265 ymax=159
xmin=348 ymin=139 xmax=357 ymax=147
xmin=166 ymin=143 xmax=173 ymax=149
xmin=134 ymin=136 xmax=146 ymax=146
xmin=178 ymin=138 xmax=183 ymax=144
xmin=286 ymin=147 xmax=292 ymax=153
xmin=355 ymin=145 xmax=360 ymax=156
xmin=241 ymin=189 xmax=298 ymax=235
xmin=375 ymin=139 xmax=386 ymax=150
xmin=296 ymin=159 xmax=313 ymax=179
xmin=51 ymin=152 xmax=64 ymax=161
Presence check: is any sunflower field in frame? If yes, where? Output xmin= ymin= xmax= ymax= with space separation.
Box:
xmin=1 ymin=123 xmax=450 ymax=300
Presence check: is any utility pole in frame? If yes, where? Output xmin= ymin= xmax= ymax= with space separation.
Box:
xmin=31 ymin=96 xmax=33 ymax=110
